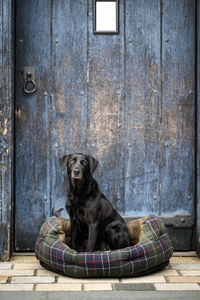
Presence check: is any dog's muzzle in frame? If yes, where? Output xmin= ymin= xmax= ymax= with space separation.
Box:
xmin=72 ymin=169 xmax=83 ymax=180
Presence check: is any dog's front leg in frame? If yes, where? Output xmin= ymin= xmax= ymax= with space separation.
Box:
xmin=71 ymin=222 xmax=78 ymax=250
xmin=86 ymin=223 xmax=98 ymax=252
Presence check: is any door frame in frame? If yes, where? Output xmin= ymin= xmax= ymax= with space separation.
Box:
xmin=196 ymin=0 xmax=200 ymax=257
xmin=0 ymin=0 xmax=200 ymax=260
xmin=0 ymin=0 xmax=14 ymax=261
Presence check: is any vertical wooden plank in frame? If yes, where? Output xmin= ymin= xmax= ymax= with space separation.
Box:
xmin=0 ymin=0 xmax=13 ymax=260
xmin=196 ymin=0 xmax=200 ymax=257
xmin=52 ymin=0 xmax=88 ymax=215
xmin=124 ymin=0 xmax=161 ymax=215
xmin=87 ymin=0 xmax=125 ymax=212
xmin=15 ymin=0 xmax=51 ymax=250
xmin=161 ymin=0 xmax=195 ymax=215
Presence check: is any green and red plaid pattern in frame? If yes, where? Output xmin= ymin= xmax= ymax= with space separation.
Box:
xmin=35 ymin=216 xmax=173 ymax=277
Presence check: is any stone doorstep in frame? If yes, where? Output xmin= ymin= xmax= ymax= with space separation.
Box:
xmin=11 ymin=276 xmax=56 ymax=284
xmin=1 ymin=255 xmax=200 ymax=292
xmin=84 ymin=283 xmax=112 ymax=291
xmin=0 ymin=284 xmax=34 ymax=291
xmin=13 ymin=263 xmax=43 ymax=270
xmin=1 ymin=280 xmax=200 ymax=292
xmin=36 ymin=269 xmax=57 ymax=276
xmin=0 ymin=270 xmax=35 ymax=276
xmin=0 ymin=263 xmax=13 ymax=270
xmin=180 ymin=270 xmax=200 ymax=276
xmin=58 ymin=276 xmax=119 ymax=283
xmin=121 ymin=276 xmax=166 ymax=283
xmin=0 ymin=277 xmax=8 ymax=284
xmin=142 ymin=269 xmax=178 ymax=276
xmin=171 ymin=264 xmax=200 ymax=270
xmin=154 ymin=283 xmax=200 ymax=291
xmin=173 ymin=251 xmax=197 ymax=257
xmin=170 ymin=257 xmax=200 ymax=264
xmin=10 ymin=256 xmax=38 ymax=263
xmin=1 ymin=282 xmax=200 ymax=292
xmin=114 ymin=283 xmax=154 ymax=291
xmin=36 ymin=283 xmax=82 ymax=291
xmin=167 ymin=276 xmax=200 ymax=283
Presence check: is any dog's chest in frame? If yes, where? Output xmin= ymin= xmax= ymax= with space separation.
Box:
xmin=69 ymin=193 xmax=100 ymax=225
xmin=75 ymin=207 xmax=86 ymax=223
xmin=73 ymin=202 xmax=95 ymax=225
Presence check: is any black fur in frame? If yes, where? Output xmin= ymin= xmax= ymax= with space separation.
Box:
xmin=59 ymin=153 xmax=131 ymax=251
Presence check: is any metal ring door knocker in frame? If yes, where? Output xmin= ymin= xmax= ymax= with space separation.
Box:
xmin=23 ymin=67 xmax=37 ymax=94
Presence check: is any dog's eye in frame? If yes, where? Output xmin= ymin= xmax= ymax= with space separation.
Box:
xmin=81 ymin=160 xmax=87 ymax=166
xmin=69 ymin=159 xmax=75 ymax=165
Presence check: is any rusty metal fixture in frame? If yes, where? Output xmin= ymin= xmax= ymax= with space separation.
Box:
xmin=23 ymin=67 xmax=37 ymax=94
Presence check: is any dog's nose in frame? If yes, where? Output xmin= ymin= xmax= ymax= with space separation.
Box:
xmin=74 ymin=169 xmax=80 ymax=176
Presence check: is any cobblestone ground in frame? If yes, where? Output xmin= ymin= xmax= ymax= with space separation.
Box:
xmin=0 ymin=253 xmax=200 ymax=292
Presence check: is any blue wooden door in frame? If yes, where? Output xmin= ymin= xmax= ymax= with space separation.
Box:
xmin=15 ymin=0 xmax=195 ymax=251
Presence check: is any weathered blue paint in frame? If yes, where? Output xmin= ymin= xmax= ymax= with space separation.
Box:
xmin=14 ymin=0 xmax=196 ymax=251
xmin=161 ymin=0 xmax=195 ymax=215
xmin=51 ymin=0 xmax=88 ymax=216
xmin=0 ymin=0 xmax=13 ymax=260
xmin=87 ymin=0 xmax=125 ymax=213
xmin=15 ymin=0 xmax=52 ymax=250
xmin=124 ymin=0 xmax=161 ymax=216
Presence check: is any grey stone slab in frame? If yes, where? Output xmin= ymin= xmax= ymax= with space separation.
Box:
xmin=114 ymin=283 xmax=154 ymax=291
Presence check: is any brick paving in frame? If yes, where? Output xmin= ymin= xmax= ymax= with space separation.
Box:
xmin=0 ymin=254 xmax=199 ymax=291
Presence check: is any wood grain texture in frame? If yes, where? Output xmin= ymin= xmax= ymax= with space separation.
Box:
xmin=87 ymin=0 xmax=125 ymax=212
xmin=161 ymin=0 xmax=195 ymax=214
xmin=0 ymin=0 xmax=13 ymax=260
xmin=124 ymin=0 xmax=161 ymax=215
xmin=51 ymin=0 xmax=88 ymax=214
xmin=15 ymin=0 xmax=52 ymax=250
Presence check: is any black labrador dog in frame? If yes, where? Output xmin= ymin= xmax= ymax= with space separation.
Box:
xmin=59 ymin=153 xmax=131 ymax=252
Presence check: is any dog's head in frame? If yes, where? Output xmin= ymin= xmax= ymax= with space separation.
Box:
xmin=59 ymin=153 xmax=98 ymax=182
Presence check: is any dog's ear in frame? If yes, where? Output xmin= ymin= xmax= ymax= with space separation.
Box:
xmin=59 ymin=154 xmax=71 ymax=170
xmin=88 ymin=155 xmax=98 ymax=174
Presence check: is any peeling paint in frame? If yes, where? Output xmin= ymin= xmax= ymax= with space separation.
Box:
xmin=3 ymin=118 xmax=8 ymax=136
xmin=0 ymin=0 xmax=13 ymax=260
xmin=15 ymin=109 xmax=22 ymax=118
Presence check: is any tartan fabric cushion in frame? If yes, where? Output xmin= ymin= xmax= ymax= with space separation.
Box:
xmin=35 ymin=216 xmax=173 ymax=277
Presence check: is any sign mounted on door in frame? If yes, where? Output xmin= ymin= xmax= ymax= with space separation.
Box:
xmin=93 ymin=0 xmax=119 ymax=34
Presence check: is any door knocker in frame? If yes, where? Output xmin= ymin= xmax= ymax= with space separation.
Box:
xmin=23 ymin=67 xmax=37 ymax=94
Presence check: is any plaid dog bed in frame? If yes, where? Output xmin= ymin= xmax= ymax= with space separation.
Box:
xmin=35 ymin=215 xmax=173 ymax=277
